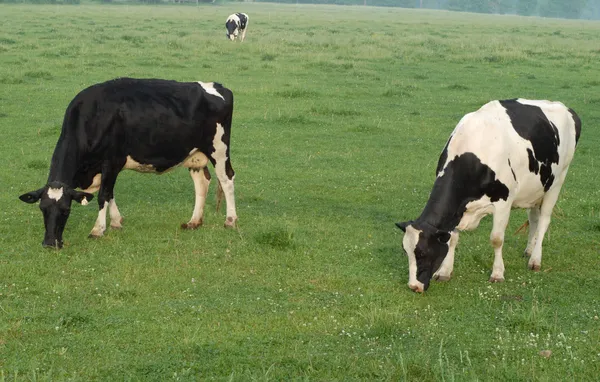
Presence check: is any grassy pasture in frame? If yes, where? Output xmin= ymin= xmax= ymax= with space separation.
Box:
xmin=1 ymin=3 xmax=600 ymax=380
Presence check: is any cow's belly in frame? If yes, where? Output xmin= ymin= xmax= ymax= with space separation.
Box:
xmin=124 ymin=148 xmax=209 ymax=174
xmin=510 ymin=173 xmax=546 ymax=209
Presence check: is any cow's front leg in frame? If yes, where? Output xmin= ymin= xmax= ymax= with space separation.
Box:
xmin=182 ymin=168 xmax=210 ymax=229
xmin=433 ymin=231 xmax=459 ymax=281
xmin=89 ymin=162 xmax=122 ymax=238
xmin=241 ymin=27 xmax=247 ymax=42
xmin=489 ymin=203 xmax=511 ymax=282
xmin=89 ymin=201 xmax=108 ymax=238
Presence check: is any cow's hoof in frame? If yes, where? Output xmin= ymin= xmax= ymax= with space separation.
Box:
xmin=111 ymin=217 xmax=124 ymax=229
xmin=489 ymin=276 xmax=505 ymax=283
xmin=224 ymin=216 xmax=237 ymax=228
xmin=181 ymin=221 xmax=202 ymax=230
xmin=88 ymin=232 xmax=103 ymax=239
xmin=433 ymin=272 xmax=453 ymax=282
xmin=528 ymin=263 xmax=541 ymax=272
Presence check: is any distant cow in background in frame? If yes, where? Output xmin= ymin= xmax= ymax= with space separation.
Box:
xmin=20 ymin=78 xmax=238 ymax=249
xmin=226 ymin=13 xmax=249 ymax=42
xmin=396 ymin=99 xmax=581 ymax=292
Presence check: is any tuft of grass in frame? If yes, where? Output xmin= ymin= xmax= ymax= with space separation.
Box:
xmin=446 ymin=83 xmax=470 ymax=91
xmin=121 ymin=34 xmax=145 ymax=45
xmin=23 ymin=70 xmax=53 ymax=80
xmin=275 ymin=88 xmax=319 ymax=99
xmin=0 ymin=37 xmax=17 ymax=45
xmin=254 ymin=227 xmax=296 ymax=250
xmin=261 ymin=53 xmax=276 ymax=61
xmin=27 ymin=160 xmax=48 ymax=170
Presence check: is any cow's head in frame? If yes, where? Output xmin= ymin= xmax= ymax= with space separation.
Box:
xmin=19 ymin=182 xmax=93 ymax=249
xmin=396 ymin=221 xmax=451 ymax=293
xmin=225 ymin=20 xmax=238 ymax=40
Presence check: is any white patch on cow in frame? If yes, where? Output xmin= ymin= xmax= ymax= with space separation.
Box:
xmin=81 ymin=198 xmax=89 ymax=206
xmin=109 ymin=198 xmax=123 ymax=229
xmin=457 ymin=196 xmax=495 ymax=231
xmin=47 ymin=187 xmax=64 ymax=201
xmin=402 ymin=225 xmax=424 ymax=292
xmin=198 ymin=81 xmax=224 ymax=100
xmin=211 ymin=123 xmax=228 ymax=177
xmin=211 ymin=123 xmax=237 ymax=225
xmin=82 ymin=173 xmax=101 ymax=194
xmin=182 ymin=149 xmax=209 ymax=169
xmin=124 ymin=156 xmax=158 ymax=173
xmin=227 ymin=14 xmax=241 ymax=24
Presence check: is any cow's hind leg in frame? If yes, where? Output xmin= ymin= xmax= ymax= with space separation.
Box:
xmin=528 ymin=185 xmax=563 ymax=271
xmin=182 ymin=168 xmax=211 ymax=229
xmin=215 ymin=161 xmax=236 ymax=228
xmin=211 ymin=123 xmax=237 ymax=228
xmin=489 ymin=202 xmax=511 ymax=282
xmin=524 ymin=206 xmax=540 ymax=257
xmin=109 ymin=198 xmax=124 ymax=229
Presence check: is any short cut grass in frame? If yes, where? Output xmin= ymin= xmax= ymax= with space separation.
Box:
xmin=1 ymin=3 xmax=599 ymax=380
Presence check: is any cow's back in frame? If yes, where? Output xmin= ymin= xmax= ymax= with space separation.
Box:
xmin=440 ymin=99 xmax=579 ymax=205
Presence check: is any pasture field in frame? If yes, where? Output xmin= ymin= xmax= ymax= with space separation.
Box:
xmin=1 ymin=3 xmax=600 ymax=380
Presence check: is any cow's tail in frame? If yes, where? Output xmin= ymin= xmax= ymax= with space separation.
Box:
xmin=216 ymin=181 xmax=224 ymax=213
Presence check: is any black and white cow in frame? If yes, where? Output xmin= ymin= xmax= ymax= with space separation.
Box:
xmin=19 ymin=78 xmax=237 ymax=249
xmin=396 ymin=99 xmax=581 ymax=292
xmin=226 ymin=13 xmax=249 ymax=42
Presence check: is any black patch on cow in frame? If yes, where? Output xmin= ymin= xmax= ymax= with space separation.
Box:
xmin=226 ymin=19 xmax=238 ymax=36
xmin=568 ymin=108 xmax=582 ymax=145
xmin=435 ymin=138 xmax=451 ymax=175
xmin=499 ymin=99 xmax=560 ymax=191
xmin=527 ymin=148 xmax=538 ymax=174
xmin=507 ymin=158 xmax=516 ymax=181
xmin=236 ymin=13 xmax=248 ymax=30
xmin=417 ymin=152 xmax=510 ymax=232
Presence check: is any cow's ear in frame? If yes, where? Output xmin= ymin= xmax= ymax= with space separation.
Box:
xmin=70 ymin=190 xmax=94 ymax=205
xmin=395 ymin=221 xmax=413 ymax=232
xmin=435 ymin=231 xmax=451 ymax=244
xmin=19 ymin=188 xmax=44 ymax=204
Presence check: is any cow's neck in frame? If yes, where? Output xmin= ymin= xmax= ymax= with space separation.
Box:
xmin=416 ymin=179 xmax=467 ymax=232
xmin=47 ymin=135 xmax=79 ymax=187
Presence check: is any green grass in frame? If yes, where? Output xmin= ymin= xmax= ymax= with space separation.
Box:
xmin=1 ymin=3 xmax=600 ymax=380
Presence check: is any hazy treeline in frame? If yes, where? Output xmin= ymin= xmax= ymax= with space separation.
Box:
xmin=252 ymin=0 xmax=599 ymax=19
xmin=1 ymin=0 xmax=599 ymax=20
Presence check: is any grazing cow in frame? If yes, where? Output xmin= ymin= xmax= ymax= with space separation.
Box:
xmin=396 ymin=99 xmax=581 ymax=292
xmin=19 ymin=78 xmax=237 ymax=249
xmin=226 ymin=13 xmax=249 ymax=42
